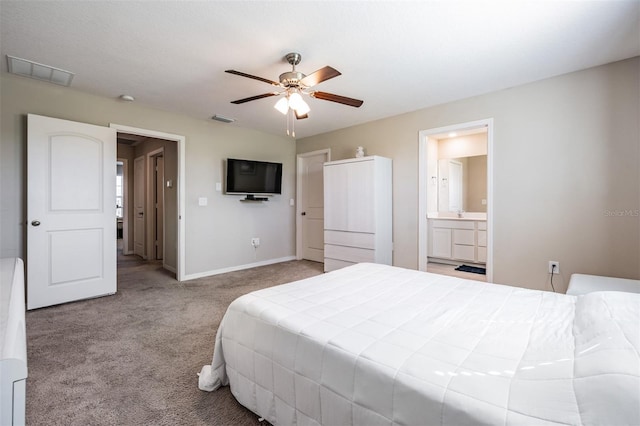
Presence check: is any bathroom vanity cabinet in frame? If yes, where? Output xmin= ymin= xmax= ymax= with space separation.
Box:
xmin=428 ymin=219 xmax=486 ymax=264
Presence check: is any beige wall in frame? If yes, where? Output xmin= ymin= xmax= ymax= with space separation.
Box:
xmin=297 ymin=57 xmax=640 ymax=291
xmin=3 ymin=58 xmax=638 ymax=289
xmin=1 ymin=73 xmax=296 ymax=278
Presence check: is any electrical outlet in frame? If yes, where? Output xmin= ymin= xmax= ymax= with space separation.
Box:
xmin=548 ymin=261 xmax=560 ymax=274
xmin=251 ymin=237 xmax=260 ymax=247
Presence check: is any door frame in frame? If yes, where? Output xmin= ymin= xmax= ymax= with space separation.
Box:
xmin=296 ymin=148 xmax=331 ymax=260
xmin=117 ymin=157 xmax=131 ymax=255
xmin=110 ymin=123 xmax=186 ymax=281
xmin=146 ymin=147 xmax=164 ymax=264
xmin=418 ymin=118 xmax=494 ymax=282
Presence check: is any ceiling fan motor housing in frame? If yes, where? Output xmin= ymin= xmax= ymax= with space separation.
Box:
xmin=279 ymin=71 xmax=306 ymax=88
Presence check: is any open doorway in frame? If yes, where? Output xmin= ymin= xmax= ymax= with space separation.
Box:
xmin=418 ymin=119 xmax=494 ymax=282
xmin=114 ymin=125 xmax=184 ymax=280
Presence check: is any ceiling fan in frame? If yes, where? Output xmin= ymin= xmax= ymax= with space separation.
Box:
xmin=226 ymin=52 xmax=363 ymax=135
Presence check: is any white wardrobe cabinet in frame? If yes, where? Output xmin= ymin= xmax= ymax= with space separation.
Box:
xmin=323 ymin=156 xmax=392 ymax=272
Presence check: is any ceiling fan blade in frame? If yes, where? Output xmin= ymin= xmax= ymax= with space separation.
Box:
xmin=230 ymin=92 xmax=279 ymax=104
xmin=310 ymin=91 xmax=364 ymax=107
xmin=225 ymin=70 xmax=281 ymax=87
xmin=295 ymin=110 xmax=309 ymax=120
xmin=299 ymin=66 xmax=341 ymax=88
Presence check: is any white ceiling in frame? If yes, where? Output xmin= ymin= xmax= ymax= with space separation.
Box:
xmin=1 ymin=1 xmax=638 ymax=139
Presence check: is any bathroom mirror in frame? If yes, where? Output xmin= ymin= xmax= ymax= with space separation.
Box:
xmin=437 ymin=155 xmax=487 ymax=213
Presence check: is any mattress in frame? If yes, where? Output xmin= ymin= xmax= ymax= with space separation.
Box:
xmin=199 ymin=263 xmax=640 ymax=425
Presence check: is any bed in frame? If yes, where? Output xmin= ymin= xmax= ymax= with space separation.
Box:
xmin=198 ymin=263 xmax=640 ymax=425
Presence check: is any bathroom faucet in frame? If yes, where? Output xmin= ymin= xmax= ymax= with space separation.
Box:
xmin=457 ymin=210 xmax=465 ymax=218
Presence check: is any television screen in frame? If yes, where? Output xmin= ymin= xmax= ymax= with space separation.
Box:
xmin=225 ymin=158 xmax=282 ymax=194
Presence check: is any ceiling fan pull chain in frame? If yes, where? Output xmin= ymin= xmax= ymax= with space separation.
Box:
xmin=286 ymin=109 xmax=291 ymax=136
xmin=292 ymin=110 xmax=296 ymax=137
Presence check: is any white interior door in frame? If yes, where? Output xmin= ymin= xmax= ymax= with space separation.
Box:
xmin=299 ymin=151 xmax=329 ymax=262
xmin=133 ymin=156 xmax=146 ymax=258
xmin=27 ymin=114 xmax=116 ymax=310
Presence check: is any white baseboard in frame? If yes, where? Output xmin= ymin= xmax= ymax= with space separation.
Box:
xmin=163 ymin=263 xmax=176 ymax=273
xmin=182 ymin=256 xmax=297 ymax=281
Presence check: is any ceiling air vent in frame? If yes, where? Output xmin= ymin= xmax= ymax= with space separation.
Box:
xmin=7 ymin=55 xmax=74 ymax=87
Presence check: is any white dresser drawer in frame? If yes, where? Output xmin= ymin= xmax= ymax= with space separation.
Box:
xmin=324 ymin=258 xmax=357 ymax=272
xmin=453 ymin=244 xmax=475 ymax=261
xmin=325 ymin=244 xmax=375 ymax=263
xmin=431 ymin=219 xmax=475 ymax=230
xmin=324 ymin=230 xmax=375 ymax=249
xmin=453 ymin=229 xmax=475 ymax=245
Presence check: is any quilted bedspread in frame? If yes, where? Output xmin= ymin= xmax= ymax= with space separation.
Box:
xmin=199 ymin=263 xmax=640 ymax=425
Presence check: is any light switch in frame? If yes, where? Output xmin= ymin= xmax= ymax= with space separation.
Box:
xmin=215 ymin=182 xmax=222 ymax=192
xmin=290 ymin=198 xmax=295 ymax=206
xmin=198 ymin=197 xmax=208 ymax=206
xmin=166 ymin=179 xmax=173 ymax=188
xmin=481 ymin=199 xmax=487 ymax=205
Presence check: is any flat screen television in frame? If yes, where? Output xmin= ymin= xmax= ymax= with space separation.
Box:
xmin=225 ymin=158 xmax=283 ymax=195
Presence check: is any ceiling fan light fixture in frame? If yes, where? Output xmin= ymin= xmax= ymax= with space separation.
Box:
xmin=294 ymin=98 xmax=310 ymax=115
xmin=288 ymin=92 xmax=304 ymax=110
xmin=226 ymin=52 xmax=363 ymax=137
xmin=274 ymin=97 xmax=289 ymax=115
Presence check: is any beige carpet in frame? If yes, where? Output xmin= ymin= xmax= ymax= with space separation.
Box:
xmin=25 ymin=252 xmax=323 ymax=425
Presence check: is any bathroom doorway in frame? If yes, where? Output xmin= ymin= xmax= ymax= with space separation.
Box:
xmin=418 ymin=119 xmax=494 ymax=282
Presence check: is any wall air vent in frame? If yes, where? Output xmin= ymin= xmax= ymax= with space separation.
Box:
xmin=211 ymin=114 xmax=236 ymax=123
xmin=6 ymin=55 xmax=74 ymax=87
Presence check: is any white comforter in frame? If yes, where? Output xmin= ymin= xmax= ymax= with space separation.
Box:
xmin=199 ymin=263 xmax=640 ymax=425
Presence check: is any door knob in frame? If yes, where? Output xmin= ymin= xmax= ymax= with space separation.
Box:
xmin=301 ymin=212 xmax=306 ymax=216
xmin=31 ymin=220 xmax=41 ymax=226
